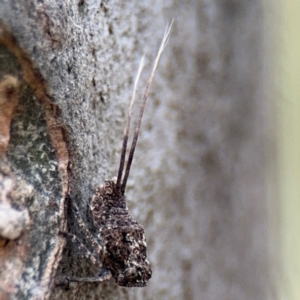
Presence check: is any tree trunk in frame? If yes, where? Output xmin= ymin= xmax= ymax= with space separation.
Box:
xmin=0 ymin=1 xmax=271 ymax=299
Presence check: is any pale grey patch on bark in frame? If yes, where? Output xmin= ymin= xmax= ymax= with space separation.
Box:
xmin=0 ymin=205 xmax=29 ymax=240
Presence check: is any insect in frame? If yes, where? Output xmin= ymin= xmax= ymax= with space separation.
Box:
xmin=59 ymin=21 xmax=173 ymax=288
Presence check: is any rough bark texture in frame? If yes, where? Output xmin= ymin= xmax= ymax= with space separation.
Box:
xmin=0 ymin=0 xmax=271 ymax=299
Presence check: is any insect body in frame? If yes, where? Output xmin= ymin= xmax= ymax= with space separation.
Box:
xmin=91 ymin=179 xmax=151 ymax=286
xmin=60 ymin=22 xmax=173 ymax=288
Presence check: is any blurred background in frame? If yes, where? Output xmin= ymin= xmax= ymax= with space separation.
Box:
xmin=272 ymin=0 xmax=300 ymax=299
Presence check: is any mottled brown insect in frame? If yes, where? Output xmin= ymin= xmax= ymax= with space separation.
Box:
xmin=59 ymin=22 xmax=173 ymax=288
xmin=90 ymin=179 xmax=151 ymax=286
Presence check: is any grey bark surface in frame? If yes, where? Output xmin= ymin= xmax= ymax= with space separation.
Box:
xmin=0 ymin=0 xmax=271 ymax=299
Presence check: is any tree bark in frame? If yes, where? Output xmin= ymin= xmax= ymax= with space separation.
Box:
xmin=0 ymin=0 xmax=271 ymax=299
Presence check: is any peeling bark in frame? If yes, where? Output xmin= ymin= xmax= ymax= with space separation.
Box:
xmin=0 ymin=21 xmax=68 ymax=299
